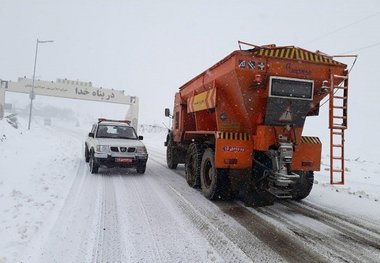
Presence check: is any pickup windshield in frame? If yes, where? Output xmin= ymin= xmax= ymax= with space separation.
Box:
xmin=96 ymin=125 xmax=138 ymax=139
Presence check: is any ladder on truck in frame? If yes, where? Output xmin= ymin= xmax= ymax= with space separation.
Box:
xmin=329 ymin=74 xmax=348 ymax=184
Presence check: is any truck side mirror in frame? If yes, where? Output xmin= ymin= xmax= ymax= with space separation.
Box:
xmin=138 ymin=135 xmax=144 ymax=140
xmin=89 ymin=132 xmax=94 ymax=138
xmin=165 ymin=108 xmax=171 ymax=117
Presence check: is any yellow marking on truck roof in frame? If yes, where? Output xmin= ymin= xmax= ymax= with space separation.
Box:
xmin=290 ymin=48 xmax=295 ymax=59
xmin=300 ymin=49 xmax=305 ymax=60
xmin=284 ymin=49 xmax=290 ymax=58
xmin=251 ymin=47 xmax=341 ymax=65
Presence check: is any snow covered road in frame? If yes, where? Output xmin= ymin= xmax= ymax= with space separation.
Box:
xmin=1 ymin=120 xmax=380 ymax=262
xmin=26 ymin=149 xmax=280 ymax=262
xmin=149 ymin=147 xmax=380 ymax=262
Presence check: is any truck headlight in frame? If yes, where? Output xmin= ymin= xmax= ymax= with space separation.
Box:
xmin=96 ymin=145 xmax=109 ymax=153
xmin=136 ymin=146 xmax=147 ymax=154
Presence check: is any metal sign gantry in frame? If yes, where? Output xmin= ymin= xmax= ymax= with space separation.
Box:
xmin=0 ymin=77 xmax=139 ymax=130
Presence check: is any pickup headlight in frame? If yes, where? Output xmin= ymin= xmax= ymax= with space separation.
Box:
xmin=96 ymin=145 xmax=109 ymax=153
xmin=136 ymin=146 xmax=147 ymax=154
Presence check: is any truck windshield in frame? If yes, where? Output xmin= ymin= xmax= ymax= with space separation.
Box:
xmin=96 ymin=125 xmax=137 ymax=139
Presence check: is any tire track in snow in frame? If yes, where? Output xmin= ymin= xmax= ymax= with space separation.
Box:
xmin=28 ymin=161 xmax=103 ymax=263
xmin=162 ymin=182 xmax=255 ymax=262
xmin=255 ymin=203 xmax=380 ymax=263
xmin=283 ymin=200 xmax=380 ymax=236
xmin=271 ymin=201 xmax=380 ymax=261
xmin=217 ymin=202 xmax=328 ymax=263
xmin=148 ymin=148 xmax=380 ymax=262
xmin=127 ymin=176 xmax=164 ymax=263
xmin=91 ymin=174 xmax=125 ymax=263
xmin=114 ymin=170 xmax=227 ymax=262
xmin=74 ymin=167 xmax=103 ymax=263
xmin=149 ymin=150 xmax=321 ymax=262
xmin=147 ymin=157 xmax=277 ymax=262
xmin=112 ymin=174 xmax=163 ymax=262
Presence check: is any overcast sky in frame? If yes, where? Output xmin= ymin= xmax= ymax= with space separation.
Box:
xmin=1 ymin=0 xmax=380 ymax=160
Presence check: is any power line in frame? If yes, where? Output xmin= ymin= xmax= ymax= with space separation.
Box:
xmin=343 ymin=41 xmax=380 ymax=53
xmin=302 ymin=10 xmax=380 ymax=45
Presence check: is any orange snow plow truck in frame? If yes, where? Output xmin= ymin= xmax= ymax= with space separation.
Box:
xmin=165 ymin=43 xmax=348 ymax=206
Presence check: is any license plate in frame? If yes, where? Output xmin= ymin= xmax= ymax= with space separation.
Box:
xmin=115 ymin=158 xmax=133 ymax=163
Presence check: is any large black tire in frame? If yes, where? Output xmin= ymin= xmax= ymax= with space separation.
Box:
xmin=292 ymin=171 xmax=314 ymax=201
xmin=84 ymin=144 xmax=90 ymax=163
xmin=200 ymin=148 xmax=220 ymax=200
xmin=136 ymin=162 xmax=146 ymax=174
xmin=166 ymin=136 xmax=178 ymax=169
xmin=89 ymin=152 xmax=99 ymax=174
xmin=185 ymin=143 xmax=203 ymax=188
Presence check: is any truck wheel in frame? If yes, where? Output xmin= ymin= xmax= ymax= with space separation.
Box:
xmin=185 ymin=143 xmax=203 ymax=188
xmin=166 ymin=141 xmax=178 ymax=169
xmin=292 ymin=171 xmax=314 ymax=201
xmin=85 ymin=144 xmax=90 ymax=163
xmin=200 ymin=148 xmax=220 ymax=200
xmin=89 ymin=153 xmax=99 ymax=174
xmin=136 ymin=163 xmax=146 ymax=174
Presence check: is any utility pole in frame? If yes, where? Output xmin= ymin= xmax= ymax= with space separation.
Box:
xmin=28 ymin=39 xmax=54 ymax=130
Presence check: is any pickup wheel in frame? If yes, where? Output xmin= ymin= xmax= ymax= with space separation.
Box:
xmin=89 ymin=152 xmax=99 ymax=174
xmin=136 ymin=162 xmax=146 ymax=174
xmin=84 ymin=144 xmax=90 ymax=163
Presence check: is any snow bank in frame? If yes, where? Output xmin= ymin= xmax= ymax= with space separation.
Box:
xmin=0 ymin=118 xmax=83 ymax=262
xmin=318 ymin=155 xmax=380 ymax=201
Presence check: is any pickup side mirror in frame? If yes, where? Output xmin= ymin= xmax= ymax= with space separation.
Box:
xmin=88 ymin=132 xmax=94 ymax=138
xmin=164 ymin=108 xmax=171 ymax=117
xmin=138 ymin=135 xmax=144 ymax=140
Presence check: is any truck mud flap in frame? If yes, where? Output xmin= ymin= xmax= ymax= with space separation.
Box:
xmin=240 ymin=182 xmax=274 ymax=207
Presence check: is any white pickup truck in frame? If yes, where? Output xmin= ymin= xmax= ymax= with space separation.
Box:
xmin=85 ymin=119 xmax=148 ymax=174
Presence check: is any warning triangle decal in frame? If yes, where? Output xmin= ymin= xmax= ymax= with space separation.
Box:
xmin=279 ymin=106 xmax=293 ymax=122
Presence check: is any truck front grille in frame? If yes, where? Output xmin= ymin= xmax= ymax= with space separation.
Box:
xmin=111 ymin=147 xmax=119 ymax=152
xmin=128 ymin=147 xmax=136 ymax=153
xmin=120 ymin=147 xmax=127 ymax=152
xmin=110 ymin=146 xmax=136 ymax=153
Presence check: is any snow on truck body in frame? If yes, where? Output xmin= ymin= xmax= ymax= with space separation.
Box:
xmin=165 ymin=43 xmax=348 ymax=206
xmin=85 ymin=119 xmax=148 ymax=174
